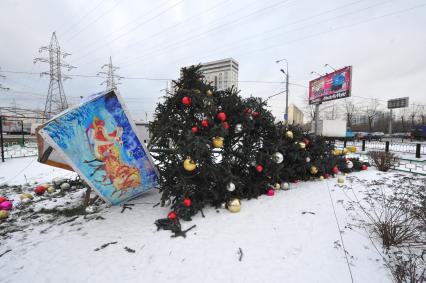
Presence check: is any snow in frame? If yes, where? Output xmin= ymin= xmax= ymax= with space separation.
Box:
xmin=0 ymin=158 xmax=397 ymax=283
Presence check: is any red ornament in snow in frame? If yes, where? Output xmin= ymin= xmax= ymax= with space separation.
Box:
xmin=332 ymin=166 xmax=339 ymax=174
xmin=34 ymin=186 xmax=46 ymax=195
xmin=362 ymin=164 xmax=368 ymax=170
xmin=183 ymin=198 xmax=192 ymax=207
xmin=181 ymin=96 xmax=192 ymax=106
xmin=167 ymin=211 xmax=177 ymax=220
xmin=267 ymin=188 xmax=275 ymax=196
xmin=0 ymin=196 xmax=7 ymax=203
xmin=324 ymin=173 xmax=330 ymax=179
xmin=223 ymin=122 xmax=229 ymax=129
xmin=252 ymin=111 xmax=260 ymax=118
xmin=201 ymin=119 xmax=209 ymax=128
xmin=191 ymin=126 xmax=199 ymax=134
xmin=217 ymin=112 xmax=226 ymax=122
xmin=255 ymin=164 xmax=264 ymax=173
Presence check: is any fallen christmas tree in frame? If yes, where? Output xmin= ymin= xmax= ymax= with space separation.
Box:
xmin=149 ymin=65 xmax=368 ymax=237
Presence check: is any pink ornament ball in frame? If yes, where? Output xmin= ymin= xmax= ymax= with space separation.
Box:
xmin=267 ymin=188 xmax=275 ymax=196
xmin=0 ymin=200 xmax=13 ymax=211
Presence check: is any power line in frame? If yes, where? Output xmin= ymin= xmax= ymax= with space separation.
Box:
xmin=62 ymin=0 xmax=124 ymax=43
xmin=128 ymin=0 xmax=394 ymax=70
xmin=72 ymin=0 xmax=186 ymax=63
xmin=77 ymin=0 xmax=231 ymax=68
xmin=114 ymin=0 xmax=292 ymax=68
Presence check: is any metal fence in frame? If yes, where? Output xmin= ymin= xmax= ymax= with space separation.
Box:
xmin=1 ymin=141 xmax=38 ymax=160
xmin=336 ymin=140 xmax=425 ymax=156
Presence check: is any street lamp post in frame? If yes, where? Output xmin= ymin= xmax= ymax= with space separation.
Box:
xmin=276 ymin=59 xmax=289 ymax=123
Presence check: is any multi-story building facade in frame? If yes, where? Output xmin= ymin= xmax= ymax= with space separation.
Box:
xmin=288 ymin=103 xmax=304 ymax=125
xmin=199 ymin=58 xmax=239 ymax=91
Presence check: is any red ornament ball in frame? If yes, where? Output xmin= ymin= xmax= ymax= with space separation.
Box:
xmin=181 ymin=96 xmax=192 ymax=106
xmin=201 ymin=119 xmax=209 ymax=128
xmin=267 ymin=188 xmax=275 ymax=196
xmin=362 ymin=164 xmax=368 ymax=170
xmin=223 ymin=122 xmax=230 ymax=129
xmin=252 ymin=111 xmax=260 ymax=118
xmin=34 ymin=186 xmax=46 ymax=195
xmin=292 ymin=180 xmax=299 ymax=183
xmin=332 ymin=166 xmax=339 ymax=174
xmin=183 ymin=198 xmax=192 ymax=207
xmin=217 ymin=112 xmax=227 ymax=122
xmin=255 ymin=164 xmax=263 ymax=173
xmin=244 ymin=108 xmax=252 ymax=114
xmin=324 ymin=173 xmax=330 ymax=179
xmin=0 ymin=196 xmax=7 ymax=203
xmin=167 ymin=211 xmax=177 ymax=220
xmin=303 ymin=138 xmax=310 ymax=146
xmin=191 ymin=126 xmax=199 ymax=134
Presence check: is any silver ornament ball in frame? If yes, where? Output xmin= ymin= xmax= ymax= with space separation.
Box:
xmin=226 ymin=182 xmax=236 ymax=192
xmin=234 ymin=123 xmax=243 ymax=133
xmin=272 ymin=152 xmax=284 ymax=164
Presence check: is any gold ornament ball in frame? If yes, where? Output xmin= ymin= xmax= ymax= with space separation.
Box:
xmin=206 ymin=89 xmax=213 ymax=96
xmin=47 ymin=187 xmax=55 ymax=193
xmin=319 ymin=176 xmax=324 ymax=181
xmin=299 ymin=142 xmax=306 ymax=149
xmin=285 ymin=130 xmax=294 ymax=139
xmin=342 ymin=148 xmax=348 ymax=154
xmin=183 ymin=158 xmax=197 ymax=171
xmin=274 ymin=183 xmax=281 ymax=190
xmin=0 ymin=210 xmax=9 ymax=219
xmin=310 ymin=166 xmax=318 ymax=174
xmin=193 ymin=89 xmax=201 ymax=94
xmin=337 ymin=177 xmax=345 ymax=184
xmin=212 ymin=137 xmax=224 ymax=148
xmin=227 ymin=198 xmax=241 ymax=213
xmin=20 ymin=193 xmax=33 ymax=200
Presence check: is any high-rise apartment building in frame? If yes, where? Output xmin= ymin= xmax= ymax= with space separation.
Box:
xmin=199 ymin=58 xmax=239 ymax=91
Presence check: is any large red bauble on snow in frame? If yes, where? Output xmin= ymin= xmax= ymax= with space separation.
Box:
xmin=168 ymin=211 xmax=177 ymax=220
xmin=324 ymin=173 xmax=330 ymax=179
xmin=332 ymin=166 xmax=339 ymax=174
xmin=183 ymin=198 xmax=192 ymax=207
xmin=34 ymin=186 xmax=46 ymax=195
xmin=181 ymin=96 xmax=192 ymax=106
xmin=362 ymin=164 xmax=368 ymax=170
xmin=201 ymin=119 xmax=209 ymax=128
xmin=255 ymin=164 xmax=264 ymax=173
xmin=191 ymin=126 xmax=199 ymax=134
xmin=0 ymin=196 xmax=7 ymax=203
xmin=217 ymin=112 xmax=226 ymax=122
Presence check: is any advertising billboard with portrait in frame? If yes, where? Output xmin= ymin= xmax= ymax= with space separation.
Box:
xmin=309 ymin=66 xmax=352 ymax=104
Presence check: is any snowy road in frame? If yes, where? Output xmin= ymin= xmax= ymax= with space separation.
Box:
xmin=0 ymin=158 xmax=392 ymax=283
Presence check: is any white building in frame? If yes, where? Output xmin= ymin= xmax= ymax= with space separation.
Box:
xmin=199 ymin=58 xmax=239 ymax=91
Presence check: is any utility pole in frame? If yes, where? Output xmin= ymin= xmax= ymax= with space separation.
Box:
xmin=34 ymin=32 xmax=76 ymax=120
xmin=0 ymin=67 xmax=10 ymax=91
xmin=310 ymin=71 xmax=324 ymax=135
xmin=98 ymin=56 xmax=123 ymax=90
xmin=276 ymin=59 xmax=289 ymax=123
xmin=388 ymin=108 xmax=393 ymax=134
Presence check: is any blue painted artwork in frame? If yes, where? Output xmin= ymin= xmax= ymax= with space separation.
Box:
xmin=41 ymin=91 xmax=158 ymax=205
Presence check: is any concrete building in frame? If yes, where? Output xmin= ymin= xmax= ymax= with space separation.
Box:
xmin=199 ymin=58 xmax=239 ymax=91
xmin=288 ymin=103 xmax=304 ymax=125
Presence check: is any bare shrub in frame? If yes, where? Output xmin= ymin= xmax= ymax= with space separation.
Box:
xmin=391 ymin=250 xmax=425 ymax=283
xmin=368 ymin=151 xmax=399 ymax=172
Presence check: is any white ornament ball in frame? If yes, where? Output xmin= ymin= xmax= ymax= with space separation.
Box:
xmin=60 ymin=182 xmax=71 ymax=190
xmin=274 ymin=183 xmax=281 ymax=190
xmin=272 ymin=152 xmax=284 ymax=164
xmin=234 ymin=123 xmax=243 ymax=133
xmin=346 ymin=160 xmax=353 ymax=169
xmin=226 ymin=182 xmax=236 ymax=192
xmin=281 ymin=182 xmax=290 ymax=190
xmin=306 ymin=157 xmax=311 ymax=163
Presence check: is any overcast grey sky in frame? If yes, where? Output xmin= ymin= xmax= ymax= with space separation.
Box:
xmin=1 ymin=0 xmax=425 ymax=120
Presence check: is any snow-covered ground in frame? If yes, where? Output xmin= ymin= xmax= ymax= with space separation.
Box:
xmin=0 ymin=157 xmax=400 ymax=283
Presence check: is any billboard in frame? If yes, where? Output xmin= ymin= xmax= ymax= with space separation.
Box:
xmin=38 ymin=90 xmax=159 ymax=205
xmin=387 ymin=97 xmax=409 ymax=109
xmin=309 ymin=66 xmax=352 ymax=104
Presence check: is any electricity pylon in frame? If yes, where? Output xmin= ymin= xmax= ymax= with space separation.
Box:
xmin=34 ymin=32 xmax=76 ymax=119
xmin=97 ymin=56 xmax=123 ymax=90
